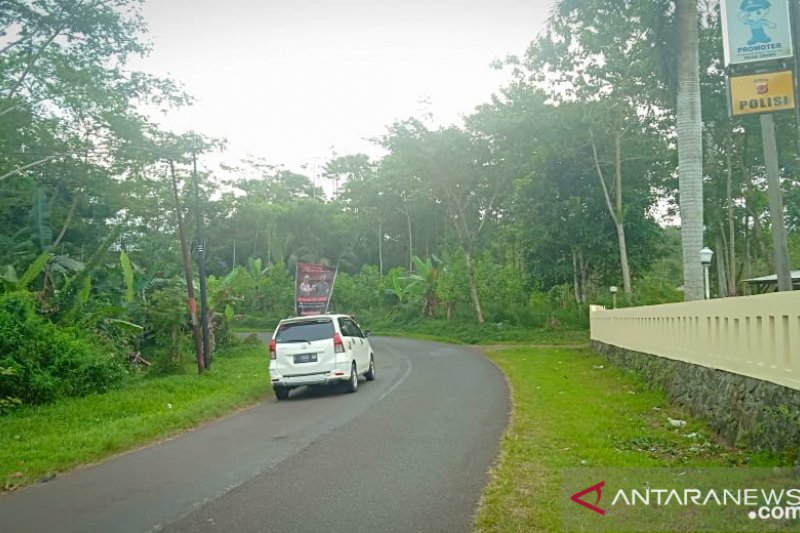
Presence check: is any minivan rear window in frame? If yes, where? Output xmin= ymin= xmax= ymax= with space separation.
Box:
xmin=275 ymin=320 xmax=335 ymax=343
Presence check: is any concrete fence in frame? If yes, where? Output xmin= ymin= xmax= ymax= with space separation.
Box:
xmin=590 ymin=291 xmax=800 ymax=391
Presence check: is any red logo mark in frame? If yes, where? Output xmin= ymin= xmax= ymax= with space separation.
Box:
xmin=756 ymin=83 xmax=769 ymax=95
xmin=571 ymin=481 xmax=606 ymax=516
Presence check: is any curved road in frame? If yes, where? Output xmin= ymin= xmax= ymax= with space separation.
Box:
xmin=1 ymin=337 xmax=509 ymax=533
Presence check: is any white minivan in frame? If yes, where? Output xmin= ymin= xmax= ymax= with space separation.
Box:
xmin=268 ymin=314 xmax=375 ymax=400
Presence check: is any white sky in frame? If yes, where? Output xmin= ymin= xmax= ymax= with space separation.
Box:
xmin=135 ymin=0 xmax=555 ymax=176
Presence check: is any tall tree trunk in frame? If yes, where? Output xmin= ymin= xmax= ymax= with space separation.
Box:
xmin=207 ymin=313 xmax=217 ymax=357
xmin=169 ymin=161 xmax=205 ymax=374
xmin=463 ymin=248 xmax=484 ymax=323
xmin=51 ymin=195 xmax=78 ymax=249
xmin=743 ymin=167 xmax=771 ymax=269
xmin=743 ymin=215 xmax=752 ymax=294
xmin=715 ymin=232 xmax=728 ymax=297
xmin=591 ymin=133 xmax=632 ymax=294
xmin=579 ymin=249 xmax=589 ymax=305
xmin=677 ymin=0 xmax=704 ymax=301
xmin=377 ymin=217 xmax=383 ymax=276
xmin=615 ymin=221 xmax=632 ymax=295
xmin=572 ymin=248 xmax=581 ymax=306
xmin=718 ymin=221 xmax=732 ymax=293
xmin=445 ymin=191 xmax=486 ymax=323
xmin=403 ymin=205 xmax=413 ymax=270
xmin=725 ymin=134 xmax=737 ymax=295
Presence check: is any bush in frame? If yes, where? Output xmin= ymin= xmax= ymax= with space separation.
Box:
xmin=0 ymin=292 xmax=126 ymax=406
xmin=631 ymin=276 xmax=683 ymax=306
xmin=260 ymin=263 xmax=295 ymax=317
xmin=330 ymin=265 xmax=383 ymax=318
xmin=234 ymin=315 xmax=279 ymax=330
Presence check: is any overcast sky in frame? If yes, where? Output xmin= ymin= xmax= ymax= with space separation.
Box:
xmin=135 ymin=0 xmax=555 ymax=176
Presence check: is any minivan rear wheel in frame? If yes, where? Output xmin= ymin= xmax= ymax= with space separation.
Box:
xmin=346 ymin=363 xmax=358 ymax=393
xmin=274 ymin=386 xmax=290 ymax=400
xmin=365 ymin=355 xmax=376 ymax=381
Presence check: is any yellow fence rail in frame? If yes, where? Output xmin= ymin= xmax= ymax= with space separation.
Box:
xmin=590 ymin=292 xmax=800 ymax=391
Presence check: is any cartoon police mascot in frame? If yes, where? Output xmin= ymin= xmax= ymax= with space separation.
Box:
xmin=739 ymin=0 xmax=776 ymax=45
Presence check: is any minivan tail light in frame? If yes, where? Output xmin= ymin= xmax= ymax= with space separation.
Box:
xmin=333 ymin=332 xmax=345 ymax=354
xmin=269 ymin=338 xmax=277 ymax=360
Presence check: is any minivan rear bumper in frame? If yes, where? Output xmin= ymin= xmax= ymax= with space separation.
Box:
xmin=270 ymin=362 xmax=352 ymax=388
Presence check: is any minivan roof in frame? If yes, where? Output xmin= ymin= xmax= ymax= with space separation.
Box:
xmin=279 ymin=314 xmax=351 ymax=324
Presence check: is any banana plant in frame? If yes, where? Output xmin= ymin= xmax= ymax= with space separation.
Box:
xmin=208 ymin=266 xmax=252 ymax=314
xmin=0 ymin=251 xmax=51 ymax=293
xmin=408 ymin=255 xmax=443 ymax=317
xmin=120 ymin=250 xmax=135 ymax=303
xmin=384 ymin=267 xmax=419 ymax=318
xmin=205 ymin=266 xmax=253 ymax=354
xmin=30 ymin=187 xmax=52 ymax=251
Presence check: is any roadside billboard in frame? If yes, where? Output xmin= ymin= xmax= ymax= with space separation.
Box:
xmin=720 ymin=0 xmax=793 ymax=66
xmin=728 ymin=69 xmax=795 ymax=115
xmin=295 ymin=262 xmax=337 ymax=316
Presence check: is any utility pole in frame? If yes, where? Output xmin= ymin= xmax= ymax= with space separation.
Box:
xmin=169 ymin=161 xmax=205 ymax=374
xmin=759 ymin=114 xmax=793 ymax=291
xmin=791 ymin=0 xmax=800 ymax=154
xmin=193 ymin=153 xmax=211 ymax=368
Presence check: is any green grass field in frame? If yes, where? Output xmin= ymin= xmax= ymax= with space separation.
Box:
xmin=472 ymin=345 xmax=784 ymax=532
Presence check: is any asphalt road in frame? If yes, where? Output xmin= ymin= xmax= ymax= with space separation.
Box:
xmin=0 ymin=337 xmax=509 ymax=533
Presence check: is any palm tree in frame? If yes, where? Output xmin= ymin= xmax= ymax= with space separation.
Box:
xmin=676 ymin=0 xmax=705 ymax=300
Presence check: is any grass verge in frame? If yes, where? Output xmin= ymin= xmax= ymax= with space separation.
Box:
xmin=473 ymin=345 xmax=786 ymax=532
xmin=371 ymin=319 xmax=589 ymax=345
xmin=231 ymin=315 xmax=590 ymax=346
xmin=1 ymin=343 xmax=270 ymax=492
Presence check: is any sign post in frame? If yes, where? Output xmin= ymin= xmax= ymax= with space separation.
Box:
xmin=719 ymin=0 xmax=795 ymax=292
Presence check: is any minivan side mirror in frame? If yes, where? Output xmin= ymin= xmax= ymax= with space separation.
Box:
xmin=364 ymin=329 xmax=371 ymax=337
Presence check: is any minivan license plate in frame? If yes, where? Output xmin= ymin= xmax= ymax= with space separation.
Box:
xmin=294 ymin=353 xmax=317 ymax=364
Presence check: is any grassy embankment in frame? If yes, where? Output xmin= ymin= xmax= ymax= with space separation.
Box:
xmin=473 ymin=345 xmax=788 ymax=532
xmin=1 ymin=343 xmax=270 ymax=491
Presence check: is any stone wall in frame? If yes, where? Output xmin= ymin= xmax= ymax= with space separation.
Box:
xmin=589 ymin=293 xmax=800 ymax=392
xmin=591 ymin=340 xmax=800 ymax=458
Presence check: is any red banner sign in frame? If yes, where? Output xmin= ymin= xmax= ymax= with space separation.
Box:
xmin=295 ymin=263 xmax=337 ymax=316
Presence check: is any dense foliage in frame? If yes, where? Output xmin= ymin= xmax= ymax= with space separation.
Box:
xmin=1 ymin=1 xmax=798 ymax=410
xmin=0 ymin=292 xmax=125 ymax=407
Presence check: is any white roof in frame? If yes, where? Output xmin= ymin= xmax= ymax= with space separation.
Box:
xmin=742 ymin=270 xmax=800 ymax=283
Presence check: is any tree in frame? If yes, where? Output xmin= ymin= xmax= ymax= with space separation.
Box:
xmin=523 ymin=1 xmax=675 ymax=296
xmin=676 ymin=0 xmax=705 ymax=300
xmin=0 ymin=0 xmax=189 ymax=182
xmin=323 ymin=153 xmax=373 ymax=201
xmin=380 ymin=119 xmax=517 ymax=323
xmin=331 ymin=155 xmax=390 ymax=274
